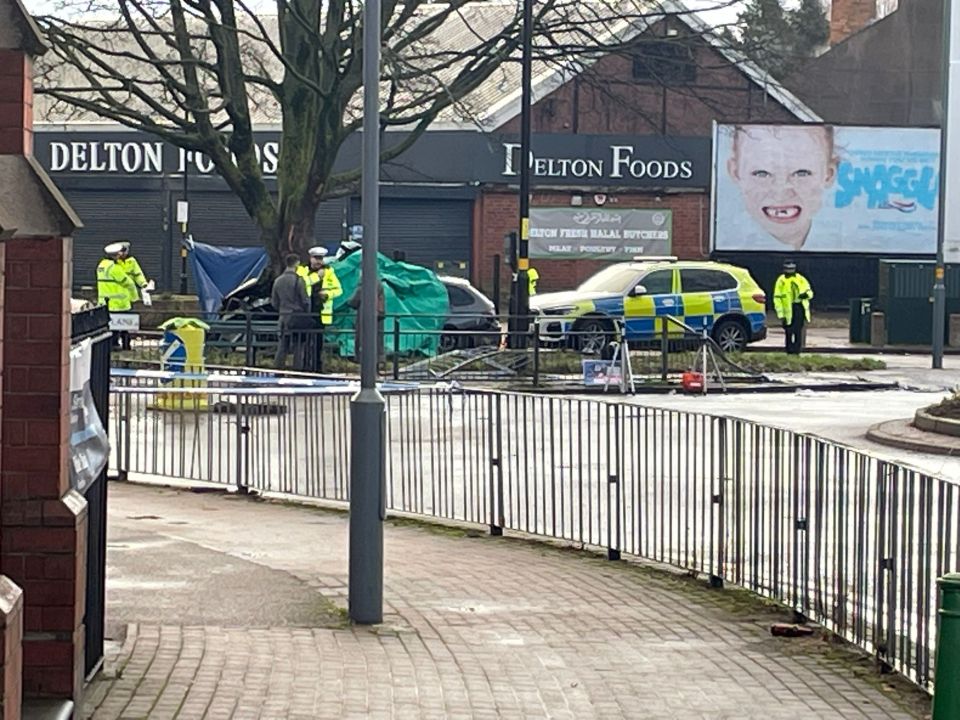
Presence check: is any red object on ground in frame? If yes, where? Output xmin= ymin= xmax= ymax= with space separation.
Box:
xmin=681 ymin=371 xmax=704 ymax=393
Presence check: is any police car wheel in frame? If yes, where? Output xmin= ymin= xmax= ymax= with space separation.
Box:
xmin=439 ymin=328 xmax=459 ymax=353
xmin=576 ymin=317 xmax=612 ymax=355
xmin=713 ymin=319 xmax=747 ymax=353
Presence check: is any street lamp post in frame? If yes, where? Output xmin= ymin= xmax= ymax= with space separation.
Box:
xmin=935 ymin=0 xmax=959 ymax=368
xmin=348 ymin=0 xmax=385 ymax=624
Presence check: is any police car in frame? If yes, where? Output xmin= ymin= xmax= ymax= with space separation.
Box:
xmin=530 ymin=258 xmax=767 ymax=354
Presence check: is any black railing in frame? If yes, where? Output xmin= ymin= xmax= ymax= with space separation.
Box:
xmin=124 ymin=310 xmax=761 ymax=389
xmin=110 ymin=380 xmax=956 ymax=691
xmin=70 ymin=305 xmax=112 ymax=678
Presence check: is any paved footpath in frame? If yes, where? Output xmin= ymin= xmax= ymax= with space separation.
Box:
xmin=83 ymin=482 xmax=930 ymax=720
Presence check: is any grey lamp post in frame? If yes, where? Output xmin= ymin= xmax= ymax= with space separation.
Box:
xmin=349 ymin=0 xmax=385 ymax=625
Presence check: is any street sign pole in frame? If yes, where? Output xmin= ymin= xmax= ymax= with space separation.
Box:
xmin=349 ymin=0 xmax=385 ymax=624
xmin=934 ymin=0 xmax=959 ymax=368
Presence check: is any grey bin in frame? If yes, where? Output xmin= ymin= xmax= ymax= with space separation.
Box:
xmin=848 ymin=297 xmax=874 ymax=344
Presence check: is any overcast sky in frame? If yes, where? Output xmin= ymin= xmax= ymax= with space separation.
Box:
xmin=21 ymin=0 xmax=753 ymax=28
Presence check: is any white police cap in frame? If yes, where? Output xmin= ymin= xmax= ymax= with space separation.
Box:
xmin=104 ymin=242 xmax=126 ymax=254
xmin=308 ymin=246 xmax=329 ymax=258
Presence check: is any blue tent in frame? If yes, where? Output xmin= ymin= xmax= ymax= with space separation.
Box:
xmin=188 ymin=242 xmax=269 ymax=319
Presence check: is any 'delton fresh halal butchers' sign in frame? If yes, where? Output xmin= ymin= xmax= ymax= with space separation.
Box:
xmin=529 ymin=208 xmax=673 ymax=260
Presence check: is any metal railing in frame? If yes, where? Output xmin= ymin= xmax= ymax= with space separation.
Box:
xmin=109 ymin=381 xmax=954 ymax=691
xmin=125 ymin=310 xmax=762 ymax=388
xmin=72 ymin=305 xmax=112 ymax=678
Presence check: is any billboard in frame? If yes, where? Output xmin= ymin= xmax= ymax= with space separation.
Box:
xmin=529 ymin=207 xmax=672 ymax=260
xmin=712 ymin=124 xmax=939 ymax=254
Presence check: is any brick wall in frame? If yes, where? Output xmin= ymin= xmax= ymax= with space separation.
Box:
xmin=498 ymin=24 xmax=797 ymax=137
xmin=475 ymin=189 xmax=708 ymax=296
xmin=0 ymin=50 xmax=33 ymax=156
xmin=0 ymin=578 xmax=22 ymax=720
xmin=1 ymin=236 xmax=87 ymax=702
xmin=476 ymin=18 xmax=803 ymax=298
xmin=830 ymin=0 xmax=878 ymax=44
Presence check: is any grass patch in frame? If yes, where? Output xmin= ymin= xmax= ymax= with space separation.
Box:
xmin=118 ymin=342 xmax=884 ymax=377
xmin=927 ymin=393 xmax=960 ymax=420
xmin=729 ymin=352 xmax=886 ymax=373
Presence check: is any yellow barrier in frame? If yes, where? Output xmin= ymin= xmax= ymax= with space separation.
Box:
xmin=155 ymin=318 xmax=209 ymax=411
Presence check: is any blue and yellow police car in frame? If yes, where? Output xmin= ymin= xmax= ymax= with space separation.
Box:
xmin=530 ymin=258 xmax=767 ymax=354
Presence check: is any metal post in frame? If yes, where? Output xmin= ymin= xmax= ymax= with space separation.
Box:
xmin=933 ymin=574 xmax=960 ymax=718
xmin=515 ymin=0 xmax=533 ymax=344
xmin=179 ymin=168 xmax=189 ymax=295
xmin=492 ymin=254 xmax=501 ymax=315
xmin=934 ymin=0 xmax=958 ymax=369
xmin=392 ymin=316 xmax=400 ymax=381
xmin=349 ymin=0 xmax=385 ymax=625
xmin=244 ymin=310 xmax=254 ymax=368
xmin=532 ymin=319 xmax=541 ymax=388
xmin=660 ymin=321 xmax=669 ymax=381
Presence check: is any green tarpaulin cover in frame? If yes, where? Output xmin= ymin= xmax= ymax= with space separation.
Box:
xmin=329 ymin=251 xmax=449 ymax=358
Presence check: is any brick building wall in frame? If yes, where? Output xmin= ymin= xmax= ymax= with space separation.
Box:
xmin=476 ymin=20 xmax=801 ymax=296
xmin=497 ymin=25 xmax=798 ymax=137
xmin=1 ymin=236 xmax=87 ymax=701
xmin=0 ymin=50 xmax=33 ymax=156
xmin=830 ymin=0 xmax=878 ymax=44
xmin=474 ymin=189 xmax=708 ymax=295
xmin=0 ymin=0 xmax=87 ymax=703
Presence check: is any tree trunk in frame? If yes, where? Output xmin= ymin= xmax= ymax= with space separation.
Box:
xmin=260 ymin=197 xmax=320 ymax=273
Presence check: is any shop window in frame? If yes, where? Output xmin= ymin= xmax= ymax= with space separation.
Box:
xmin=632 ymin=41 xmax=697 ymax=84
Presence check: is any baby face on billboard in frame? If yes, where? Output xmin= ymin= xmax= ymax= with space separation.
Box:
xmin=726 ymin=126 xmax=838 ymax=250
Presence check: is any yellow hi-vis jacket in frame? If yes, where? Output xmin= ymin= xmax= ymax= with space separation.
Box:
xmin=97 ymin=258 xmax=137 ymax=312
xmin=773 ymin=273 xmax=813 ymax=325
xmin=119 ymin=256 xmax=148 ymax=302
xmin=319 ymin=266 xmax=343 ymax=325
xmin=528 ymin=267 xmax=540 ymax=296
xmin=298 ymin=265 xmax=343 ymax=325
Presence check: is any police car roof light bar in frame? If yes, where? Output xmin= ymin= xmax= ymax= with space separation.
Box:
xmin=632 ymin=255 xmax=678 ymax=263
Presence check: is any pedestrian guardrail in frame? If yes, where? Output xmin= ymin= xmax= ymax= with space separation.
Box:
xmin=109 ymin=382 xmax=952 ymax=692
xmin=124 ymin=311 xmax=762 ymax=389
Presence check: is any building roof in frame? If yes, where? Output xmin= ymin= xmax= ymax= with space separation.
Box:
xmin=34 ymin=0 xmax=819 ymax=129
xmin=0 ymin=155 xmax=83 ymax=237
xmin=482 ymin=0 xmax=821 ymax=128
xmin=0 ymin=0 xmax=48 ymax=55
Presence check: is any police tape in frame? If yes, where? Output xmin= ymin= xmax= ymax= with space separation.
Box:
xmin=110 ymin=367 xmax=420 ymax=393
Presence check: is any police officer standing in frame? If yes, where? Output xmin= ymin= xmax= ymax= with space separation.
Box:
xmin=774 ymin=260 xmax=813 ymax=355
xmin=116 ymin=241 xmax=153 ymax=305
xmin=97 ymin=243 xmax=138 ymax=349
xmin=528 ymin=266 xmax=540 ymax=297
xmin=300 ymin=246 xmax=343 ymax=371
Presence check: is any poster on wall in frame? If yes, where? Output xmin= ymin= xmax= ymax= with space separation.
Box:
xmin=529 ymin=207 xmax=672 ymax=260
xmin=712 ymin=123 xmax=940 ymax=254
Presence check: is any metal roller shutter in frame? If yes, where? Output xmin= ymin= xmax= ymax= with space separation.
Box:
xmin=175 ymin=193 xmax=352 ymax=292
xmin=185 ymin=190 xmax=263 ymax=247
xmin=315 ymin=197 xmax=350 ymax=247
xmin=349 ymin=197 xmax=472 ymax=272
xmin=65 ymin=189 xmax=167 ymax=292
xmin=174 ymin=191 xmax=261 ymax=294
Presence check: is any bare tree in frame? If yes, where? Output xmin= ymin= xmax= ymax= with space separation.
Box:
xmin=33 ymin=0 xmax=748 ymax=263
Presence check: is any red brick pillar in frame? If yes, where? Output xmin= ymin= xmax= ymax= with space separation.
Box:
xmin=1 ymin=236 xmax=87 ymax=702
xmin=0 ymin=578 xmax=23 ymax=720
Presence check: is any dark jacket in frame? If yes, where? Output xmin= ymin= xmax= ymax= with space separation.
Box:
xmin=271 ymin=268 xmax=310 ymax=324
